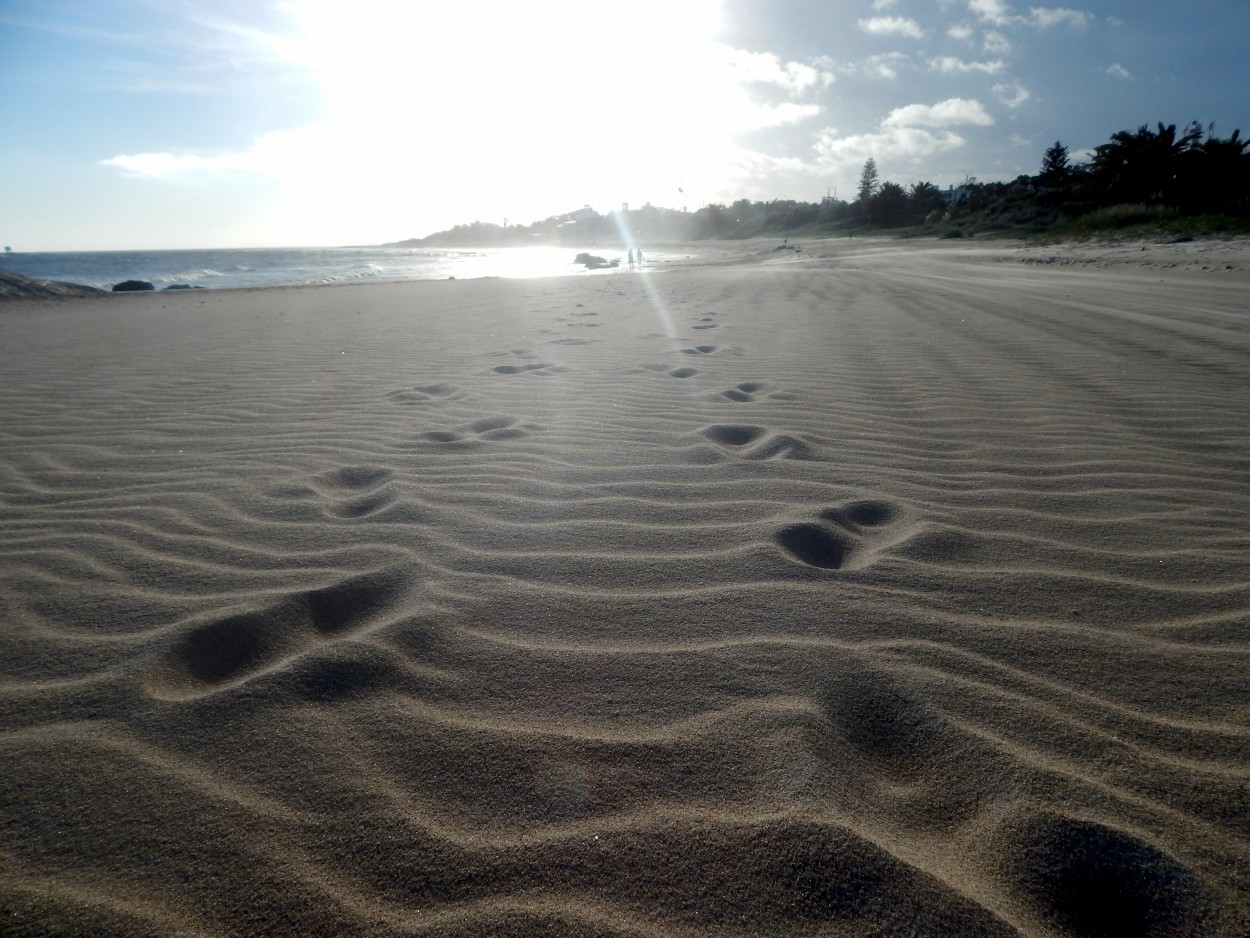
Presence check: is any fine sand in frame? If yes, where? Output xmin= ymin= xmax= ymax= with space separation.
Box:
xmin=2 ymin=238 xmax=1248 ymax=936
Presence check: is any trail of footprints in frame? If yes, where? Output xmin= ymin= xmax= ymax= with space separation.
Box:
xmin=185 ymin=322 xmax=900 ymax=710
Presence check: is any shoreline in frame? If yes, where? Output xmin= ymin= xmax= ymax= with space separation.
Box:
xmin=5 ymin=234 xmax=1248 ymax=300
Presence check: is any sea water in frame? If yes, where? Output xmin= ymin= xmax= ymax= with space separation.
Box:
xmin=0 ymin=245 xmax=677 ymax=291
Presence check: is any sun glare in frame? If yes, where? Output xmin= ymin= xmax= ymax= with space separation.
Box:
xmin=250 ymin=0 xmax=767 ymax=242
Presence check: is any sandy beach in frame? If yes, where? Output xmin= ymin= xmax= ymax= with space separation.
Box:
xmin=2 ymin=237 xmax=1248 ymax=936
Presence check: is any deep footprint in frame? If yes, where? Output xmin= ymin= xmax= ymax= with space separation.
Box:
xmin=775 ymin=523 xmax=850 ymax=569
xmin=148 ymin=570 xmax=410 ymax=698
xmin=702 ymin=424 xmax=766 ymax=447
xmin=822 ymin=499 xmax=898 ymax=528
xmin=386 ymin=384 xmax=458 ymax=404
xmin=324 ymin=466 xmax=392 ymax=490
xmin=1006 ymin=812 xmax=1217 ymax=937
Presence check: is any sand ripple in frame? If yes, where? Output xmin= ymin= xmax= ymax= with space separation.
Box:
xmin=2 ymin=244 xmax=1248 ymax=935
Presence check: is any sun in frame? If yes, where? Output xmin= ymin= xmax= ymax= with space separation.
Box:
xmin=256 ymin=0 xmax=751 ymax=241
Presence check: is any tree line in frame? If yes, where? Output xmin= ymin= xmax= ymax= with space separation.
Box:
xmin=847 ymin=121 xmax=1249 ymax=232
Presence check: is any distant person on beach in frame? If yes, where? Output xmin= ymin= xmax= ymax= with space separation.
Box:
xmin=628 ymin=248 xmax=636 ymax=269
xmin=635 ymin=248 xmax=644 ymax=268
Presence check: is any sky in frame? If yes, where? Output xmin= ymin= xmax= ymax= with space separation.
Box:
xmin=1 ymin=0 xmax=1246 ymax=251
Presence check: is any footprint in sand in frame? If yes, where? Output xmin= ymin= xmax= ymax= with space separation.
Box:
xmin=698 ymin=423 xmax=815 ymax=461
xmin=547 ymin=337 xmax=595 ymax=346
xmin=1002 ymin=812 xmax=1216 ymax=937
xmin=386 ymin=383 xmax=462 ymax=405
xmin=678 ymin=344 xmax=718 ymax=356
xmin=717 ymin=380 xmax=797 ymax=403
xmin=692 ymin=314 xmax=719 ymax=331
xmin=490 ymin=360 xmax=571 ymax=375
xmin=642 ymin=362 xmax=701 ymax=379
xmin=146 ymin=569 xmax=411 ymax=699
xmin=419 ymin=415 xmax=539 ymax=447
xmin=774 ymin=498 xmax=903 ymax=570
xmin=312 ymin=465 xmax=399 ymax=518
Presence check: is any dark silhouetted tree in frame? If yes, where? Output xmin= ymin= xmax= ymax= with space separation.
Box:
xmin=872 ymin=181 xmax=909 ymax=226
xmin=856 ymin=159 xmax=880 ymax=204
xmin=908 ymin=181 xmax=945 ymax=221
xmin=1039 ymin=141 xmax=1070 ymax=185
xmin=1089 ymin=123 xmax=1200 ymax=206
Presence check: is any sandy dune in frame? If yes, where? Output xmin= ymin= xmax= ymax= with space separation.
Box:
xmin=2 ymin=238 xmax=1248 ymax=936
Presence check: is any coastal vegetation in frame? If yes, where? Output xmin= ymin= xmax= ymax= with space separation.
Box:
xmin=391 ymin=121 xmax=1249 ymax=247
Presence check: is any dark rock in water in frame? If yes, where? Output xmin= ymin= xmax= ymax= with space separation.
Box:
xmin=163 ymin=283 xmax=206 ymax=290
xmin=113 ymin=280 xmax=156 ymax=292
xmin=573 ymin=252 xmax=620 ymax=269
xmin=0 ymin=271 xmax=105 ymax=299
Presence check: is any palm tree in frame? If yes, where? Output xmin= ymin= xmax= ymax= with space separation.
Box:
xmin=1175 ymin=127 xmax=1250 ymax=214
xmin=1088 ymin=122 xmax=1200 ymax=206
xmin=873 ymin=182 xmax=909 ymax=227
xmin=908 ymin=181 xmax=945 ymax=221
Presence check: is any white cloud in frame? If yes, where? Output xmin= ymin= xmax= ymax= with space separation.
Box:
xmin=967 ymin=0 xmax=1092 ymax=30
xmin=983 ymin=30 xmax=1012 ymax=53
xmin=1106 ymin=63 xmax=1131 ymax=79
xmin=751 ymin=102 xmax=824 ymax=126
xmin=816 ymin=125 xmax=966 ymax=170
xmin=993 ymin=81 xmax=1031 ymax=107
xmin=856 ymin=52 xmax=912 ymax=79
xmin=871 ymin=0 xmax=899 ymax=8
xmin=727 ymin=49 xmax=835 ymax=92
xmin=948 ymin=23 xmax=974 ymax=41
xmin=882 ymin=98 xmax=994 ymax=128
xmin=929 ymin=56 xmax=1005 ymax=74
xmin=1027 ymin=7 xmax=1091 ymax=28
xmin=813 ymin=93 xmax=992 ymax=179
xmin=100 ymin=152 xmax=239 ymax=177
xmin=968 ymin=0 xmax=1012 ymax=26
xmin=858 ymin=16 xmax=926 ymax=39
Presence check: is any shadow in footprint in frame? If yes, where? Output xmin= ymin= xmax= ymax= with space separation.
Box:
xmin=703 ymin=424 xmax=766 ymax=447
xmin=775 ymin=498 xmax=905 ymax=570
xmin=775 ymin=523 xmax=850 ymax=570
xmin=420 ymin=416 xmax=535 ymax=448
xmin=324 ymin=466 xmax=392 ymax=490
xmin=816 ymin=658 xmax=956 ymax=773
xmin=718 ymin=380 xmax=795 ymax=403
xmin=821 ymin=500 xmax=898 ymax=529
xmin=148 ymin=570 xmax=410 ymax=699
xmin=332 ymin=489 xmax=398 ymax=519
xmin=491 ymin=362 xmax=570 ymax=375
xmin=387 ymin=384 xmax=460 ymax=405
xmin=1005 ymin=812 xmax=1218 ymax=938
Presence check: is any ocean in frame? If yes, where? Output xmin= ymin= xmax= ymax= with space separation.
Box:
xmin=0 ymin=244 xmax=675 ymax=291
